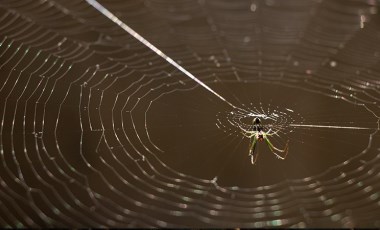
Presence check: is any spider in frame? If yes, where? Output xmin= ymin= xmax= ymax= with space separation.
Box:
xmin=241 ymin=117 xmax=289 ymax=164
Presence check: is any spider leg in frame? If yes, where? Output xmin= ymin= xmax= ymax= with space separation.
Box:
xmin=250 ymin=149 xmax=259 ymax=164
xmin=249 ymin=135 xmax=259 ymax=164
xmin=241 ymin=130 xmax=255 ymax=138
xmin=266 ymin=129 xmax=279 ymax=136
xmin=264 ymin=136 xmax=289 ymax=160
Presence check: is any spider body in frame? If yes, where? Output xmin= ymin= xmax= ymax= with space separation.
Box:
xmin=241 ymin=117 xmax=289 ymax=164
xmin=252 ymin=118 xmax=264 ymax=140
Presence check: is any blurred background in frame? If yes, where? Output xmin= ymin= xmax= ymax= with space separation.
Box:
xmin=1 ymin=0 xmax=380 ymax=228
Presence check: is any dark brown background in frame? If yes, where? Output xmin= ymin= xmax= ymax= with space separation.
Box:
xmin=0 ymin=0 xmax=380 ymax=228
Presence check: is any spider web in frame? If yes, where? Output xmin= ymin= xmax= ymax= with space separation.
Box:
xmin=1 ymin=0 xmax=380 ymax=228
